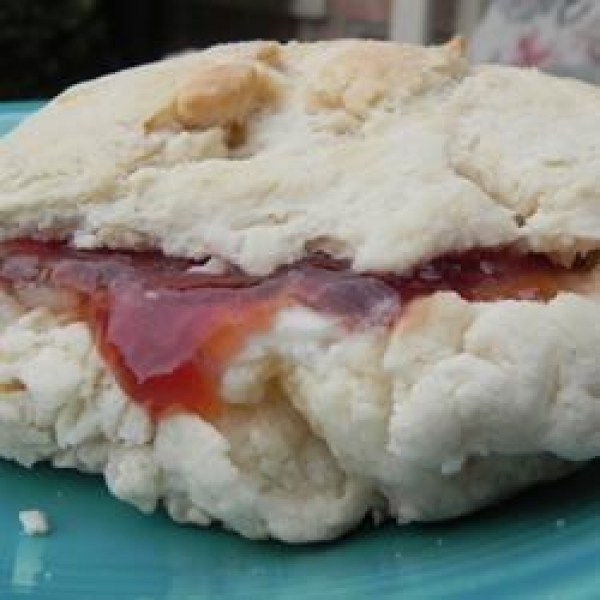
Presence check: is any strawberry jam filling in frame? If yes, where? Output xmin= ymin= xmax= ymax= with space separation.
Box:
xmin=0 ymin=240 xmax=586 ymax=420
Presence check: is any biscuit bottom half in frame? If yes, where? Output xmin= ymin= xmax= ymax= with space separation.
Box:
xmin=0 ymin=240 xmax=598 ymax=541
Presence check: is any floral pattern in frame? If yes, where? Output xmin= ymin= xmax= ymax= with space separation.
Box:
xmin=470 ymin=0 xmax=600 ymax=82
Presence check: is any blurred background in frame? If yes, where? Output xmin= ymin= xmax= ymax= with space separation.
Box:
xmin=0 ymin=0 xmax=432 ymax=99
xmin=2 ymin=0 xmax=600 ymax=100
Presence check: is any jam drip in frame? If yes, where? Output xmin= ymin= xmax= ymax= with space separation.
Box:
xmin=0 ymin=240 xmax=581 ymax=420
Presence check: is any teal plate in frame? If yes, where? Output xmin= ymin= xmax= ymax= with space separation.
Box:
xmin=2 ymin=104 xmax=600 ymax=600
xmin=2 ymin=460 xmax=600 ymax=599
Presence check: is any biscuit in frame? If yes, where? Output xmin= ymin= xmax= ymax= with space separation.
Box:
xmin=0 ymin=40 xmax=599 ymax=541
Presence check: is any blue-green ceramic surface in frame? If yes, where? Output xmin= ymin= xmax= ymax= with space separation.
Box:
xmin=1 ymin=104 xmax=600 ymax=600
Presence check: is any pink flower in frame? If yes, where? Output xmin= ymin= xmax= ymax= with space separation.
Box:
xmin=513 ymin=33 xmax=553 ymax=67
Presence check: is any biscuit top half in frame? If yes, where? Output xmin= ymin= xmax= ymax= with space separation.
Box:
xmin=0 ymin=39 xmax=598 ymax=275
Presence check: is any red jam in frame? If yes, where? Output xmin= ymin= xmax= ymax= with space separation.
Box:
xmin=0 ymin=240 xmax=581 ymax=420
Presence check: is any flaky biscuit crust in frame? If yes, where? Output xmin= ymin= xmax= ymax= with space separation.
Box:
xmin=0 ymin=38 xmax=587 ymax=273
xmin=2 ymin=40 xmax=599 ymax=273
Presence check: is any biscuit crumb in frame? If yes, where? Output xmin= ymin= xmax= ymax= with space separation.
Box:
xmin=18 ymin=510 xmax=50 ymax=536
